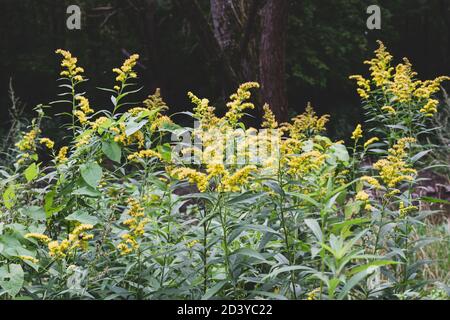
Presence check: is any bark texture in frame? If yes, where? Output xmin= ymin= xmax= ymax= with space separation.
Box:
xmin=259 ymin=0 xmax=288 ymax=122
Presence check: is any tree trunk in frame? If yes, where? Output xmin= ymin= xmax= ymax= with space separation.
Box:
xmin=210 ymin=0 xmax=259 ymax=87
xmin=259 ymin=0 xmax=288 ymax=123
xmin=176 ymin=0 xmax=288 ymax=123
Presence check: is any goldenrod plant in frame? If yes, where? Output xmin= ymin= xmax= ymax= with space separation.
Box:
xmin=0 ymin=43 xmax=448 ymax=300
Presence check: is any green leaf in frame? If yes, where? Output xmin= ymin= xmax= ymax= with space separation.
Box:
xmin=24 ymin=163 xmax=39 ymax=182
xmin=125 ymin=120 xmax=147 ymax=136
xmin=156 ymin=143 xmax=172 ymax=162
xmin=337 ymin=270 xmax=371 ymax=300
xmin=66 ymin=211 xmax=99 ymax=225
xmin=349 ymin=260 xmax=399 ymax=276
xmin=305 ymin=219 xmax=323 ymax=242
xmin=26 ymin=206 xmax=46 ymax=221
xmin=410 ymin=150 xmax=431 ymax=163
xmin=72 ymin=186 xmax=101 ymax=198
xmin=2 ymin=185 xmax=16 ymax=209
xmin=0 ymin=264 xmax=24 ymax=297
xmin=419 ymin=197 xmax=450 ymax=205
xmin=202 ymin=281 xmax=227 ymax=300
xmin=231 ymin=248 xmax=269 ymax=263
xmin=80 ymin=162 xmax=102 ymax=188
xmin=102 ymin=141 xmax=122 ymax=163
xmin=264 ymin=266 xmax=314 ymax=281
xmin=330 ymin=143 xmax=350 ymax=163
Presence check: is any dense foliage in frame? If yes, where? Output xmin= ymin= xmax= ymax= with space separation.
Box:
xmin=0 ymin=43 xmax=448 ymax=300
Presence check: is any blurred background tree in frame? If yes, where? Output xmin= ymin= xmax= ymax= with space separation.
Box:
xmin=1 ymin=0 xmax=450 ymax=140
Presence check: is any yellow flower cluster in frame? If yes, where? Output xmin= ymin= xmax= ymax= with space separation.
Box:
xmin=381 ymin=106 xmax=396 ymax=114
xmin=127 ymin=149 xmax=162 ymax=162
xmin=355 ymin=190 xmax=370 ymax=202
xmin=360 ymin=176 xmax=381 ymax=189
xmin=18 ymin=255 xmax=39 ymax=264
xmin=225 ymin=82 xmax=259 ymax=127
xmin=25 ymin=233 xmax=51 ymax=243
xmin=261 ymin=104 xmax=278 ymax=129
xmin=16 ymin=129 xmax=40 ymax=151
xmin=74 ymin=110 xmax=88 ymax=124
xmin=188 ymin=92 xmax=217 ymax=124
xmin=74 ymin=96 xmax=94 ymax=124
xmin=220 ymin=165 xmax=257 ymax=192
xmin=48 ymin=224 xmax=94 ymax=258
xmin=170 ymin=168 xmax=208 ymax=192
xmin=419 ymin=99 xmax=439 ymax=117
xmin=364 ymin=137 xmax=379 ymax=149
xmin=55 ymin=49 xmax=84 ymax=82
xmin=399 ymin=202 xmax=418 ymax=218
xmin=351 ymin=124 xmax=363 ymax=140
xmin=143 ymin=88 xmax=169 ymax=113
xmin=373 ymin=138 xmax=417 ymax=188
xmin=117 ymin=198 xmax=150 ymax=255
xmin=56 ymin=146 xmax=69 ymax=163
xmin=351 ymin=41 xmax=449 ymax=118
xmin=287 ymin=151 xmax=327 ymax=177
xmin=414 ymin=76 xmax=450 ymax=100
xmin=355 ymin=190 xmax=373 ymax=211
xmin=306 ymin=288 xmax=321 ymax=301
xmin=26 ymin=225 xmax=93 ymax=259
xmin=111 ymin=123 xmax=144 ymax=147
xmin=39 ymin=138 xmax=54 ymax=149
xmin=349 ymin=75 xmax=371 ymax=99
xmin=90 ymin=116 xmax=110 ymax=131
xmin=186 ymin=239 xmax=200 ymax=249
xmin=113 ymin=54 xmax=139 ymax=85
xmin=283 ymin=103 xmax=329 ymax=140
xmin=150 ymin=115 xmax=174 ymax=132
xmin=388 ymin=58 xmax=417 ymax=103
xmin=76 ymin=96 xmax=94 ymax=114
xmin=75 ymin=131 xmax=92 ymax=148
xmin=363 ymin=40 xmax=394 ymax=88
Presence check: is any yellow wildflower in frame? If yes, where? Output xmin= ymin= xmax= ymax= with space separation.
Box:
xmin=364 ymin=137 xmax=379 ymax=149
xmin=419 ymin=99 xmax=439 ymax=117
xmin=25 ymin=233 xmax=51 ymax=243
xmin=18 ymin=255 xmax=39 ymax=264
xmin=75 ymin=131 xmax=92 ymax=148
xmin=127 ymin=149 xmax=162 ymax=162
xmin=76 ymin=96 xmax=94 ymax=114
xmin=363 ymin=41 xmax=394 ymax=88
xmin=221 ymin=165 xmax=257 ymax=192
xmin=261 ymin=104 xmax=278 ymax=129
xmin=39 ymin=138 xmax=54 ymax=149
xmin=349 ymin=75 xmax=371 ymax=99
xmin=55 ymin=49 xmax=84 ymax=82
xmin=306 ymin=288 xmax=321 ymax=301
xmin=187 ymin=240 xmax=200 ymax=249
xmin=171 ymin=168 xmax=208 ymax=192
xmin=225 ymin=82 xmax=260 ymax=127
xmin=74 ymin=110 xmax=88 ymax=124
xmin=113 ymin=54 xmax=139 ymax=83
xmin=381 ymin=106 xmax=396 ymax=114
xmin=373 ymin=138 xmax=417 ymax=188
xmin=355 ymin=190 xmax=370 ymax=202
xmin=117 ymin=233 xmax=139 ymax=255
xmin=283 ymin=103 xmax=329 ymax=140
xmin=150 ymin=115 xmax=174 ymax=131
xmin=399 ymin=202 xmax=418 ymax=218
xmin=360 ymin=176 xmax=381 ymax=189
xmin=56 ymin=146 xmax=69 ymax=163
xmin=16 ymin=129 xmax=40 ymax=151
xmin=351 ymin=124 xmax=363 ymax=140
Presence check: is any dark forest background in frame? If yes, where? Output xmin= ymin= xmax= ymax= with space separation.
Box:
xmin=1 ymin=0 xmax=450 ymax=140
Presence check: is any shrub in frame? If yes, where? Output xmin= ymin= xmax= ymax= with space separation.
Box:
xmin=0 ymin=43 xmax=448 ymax=300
